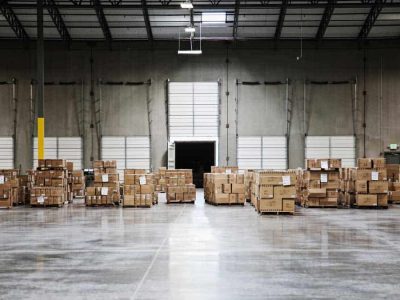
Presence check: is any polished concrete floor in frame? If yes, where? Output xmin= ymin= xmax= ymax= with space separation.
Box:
xmin=1 ymin=190 xmax=400 ymax=299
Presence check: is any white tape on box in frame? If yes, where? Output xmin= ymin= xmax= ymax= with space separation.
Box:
xmin=320 ymin=174 xmax=328 ymax=183
xmin=101 ymin=187 xmax=109 ymax=196
xmin=102 ymin=174 xmax=109 ymax=183
xmin=282 ymin=176 xmax=291 ymax=186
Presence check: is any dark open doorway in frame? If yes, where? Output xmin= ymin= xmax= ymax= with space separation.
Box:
xmin=175 ymin=141 xmax=215 ymax=188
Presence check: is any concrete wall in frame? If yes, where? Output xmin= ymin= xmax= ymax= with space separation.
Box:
xmin=0 ymin=40 xmax=399 ymax=171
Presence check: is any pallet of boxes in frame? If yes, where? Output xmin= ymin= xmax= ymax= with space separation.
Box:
xmin=0 ymin=169 xmax=26 ymax=208
xmin=244 ymin=170 xmax=256 ymax=204
xmin=353 ymin=158 xmax=388 ymax=208
xmin=154 ymin=167 xmax=167 ymax=193
xmin=71 ymin=170 xmax=85 ymax=198
xmin=166 ymin=169 xmax=196 ymax=204
xmin=123 ymin=169 xmax=158 ymax=207
xmin=339 ymin=167 xmax=356 ymax=208
xmin=85 ymin=160 xmax=120 ymax=207
xmin=253 ymin=171 xmax=296 ymax=214
xmin=204 ymin=167 xmax=246 ymax=206
xmin=386 ymin=164 xmax=400 ymax=204
xmin=30 ymin=159 xmax=68 ymax=207
xmin=300 ymin=159 xmax=341 ymax=208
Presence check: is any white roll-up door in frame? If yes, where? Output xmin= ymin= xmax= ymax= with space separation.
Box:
xmin=33 ymin=137 xmax=82 ymax=169
xmin=305 ymin=136 xmax=355 ymax=167
xmin=168 ymin=82 xmax=219 ymax=138
xmin=0 ymin=137 xmax=14 ymax=169
xmin=237 ymin=136 xmax=287 ymax=170
xmin=101 ymin=136 xmax=150 ymax=182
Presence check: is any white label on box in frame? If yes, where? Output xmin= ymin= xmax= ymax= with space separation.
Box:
xmin=139 ymin=176 xmax=146 ymax=185
xmin=225 ymin=169 xmax=232 ymax=174
xmin=37 ymin=196 xmax=44 ymax=204
xmin=282 ymin=176 xmax=291 ymax=186
xmin=320 ymin=174 xmax=328 ymax=183
xmin=321 ymin=160 xmax=329 ymax=170
xmin=371 ymin=172 xmax=379 ymax=181
xmin=238 ymin=170 xmax=245 ymax=174
xmin=0 ymin=175 xmax=4 ymax=184
xmin=102 ymin=174 xmax=109 ymax=182
xmin=101 ymin=187 xmax=109 ymax=196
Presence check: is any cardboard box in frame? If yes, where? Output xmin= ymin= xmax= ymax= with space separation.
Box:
xmin=222 ymin=183 xmax=231 ymax=194
xmin=274 ymin=186 xmax=296 ymax=199
xmin=358 ymin=158 xmax=372 ymax=169
xmin=368 ymin=181 xmax=388 ymax=194
xmin=232 ymin=183 xmax=245 ymax=194
xmin=140 ymin=185 xmax=154 ymax=194
xmin=259 ymin=199 xmax=282 ymax=211
xmin=282 ymin=199 xmax=295 ymax=212
xmin=215 ymin=193 xmax=229 ymax=203
xmin=326 ymin=189 xmax=339 ymax=198
xmin=308 ymin=188 xmax=326 ymax=198
xmin=372 ymin=158 xmax=385 ymax=169
xmin=229 ymin=193 xmax=237 ymax=204
xmin=356 ymin=194 xmax=377 ymax=206
xmin=319 ymin=198 xmax=338 ymax=206
xmin=391 ymin=191 xmax=400 ymax=201
xmin=355 ymin=181 xmax=368 ymax=193
xmin=378 ymin=194 xmax=388 ymax=206
xmin=259 ymin=185 xmax=274 ymax=199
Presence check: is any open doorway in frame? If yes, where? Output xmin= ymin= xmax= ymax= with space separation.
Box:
xmin=175 ymin=141 xmax=215 ymax=188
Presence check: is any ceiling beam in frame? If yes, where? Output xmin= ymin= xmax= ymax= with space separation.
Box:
xmin=92 ymin=0 xmax=112 ymax=45
xmin=5 ymin=2 xmax=400 ymax=10
xmin=274 ymin=0 xmax=288 ymax=40
xmin=44 ymin=0 xmax=71 ymax=44
xmin=141 ymin=0 xmax=153 ymax=42
xmin=315 ymin=0 xmax=336 ymax=40
xmin=233 ymin=0 xmax=240 ymax=39
xmin=358 ymin=0 xmax=387 ymax=40
xmin=0 ymin=0 xmax=29 ymax=40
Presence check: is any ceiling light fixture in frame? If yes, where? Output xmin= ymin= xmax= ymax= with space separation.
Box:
xmin=180 ymin=1 xmax=193 ymax=9
xmin=178 ymin=50 xmax=202 ymax=55
xmin=185 ymin=26 xmax=196 ymax=33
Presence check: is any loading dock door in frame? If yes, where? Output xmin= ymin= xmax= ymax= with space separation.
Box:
xmin=237 ymin=136 xmax=287 ymax=170
xmin=0 ymin=137 xmax=14 ymax=169
xmin=305 ymin=136 xmax=355 ymax=167
xmin=33 ymin=137 xmax=82 ymax=169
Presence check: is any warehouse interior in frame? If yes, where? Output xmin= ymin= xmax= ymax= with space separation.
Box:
xmin=1 ymin=0 xmax=400 ymax=299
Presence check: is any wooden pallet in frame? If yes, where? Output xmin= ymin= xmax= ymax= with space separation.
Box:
xmin=351 ymin=205 xmax=388 ymax=209
xmin=31 ymin=203 xmax=64 ymax=208
xmin=85 ymin=204 xmax=118 ymax=208
xmin=122 ymin=205 xmax=151 ymax=208
xmin=259 ymin=210 xmax=295 ymax=215
xmin=304 ymin=205 xmax=338 ymax=208
xmin=205 ymin=200 xmax=245 ymax=206
xmin=167 ymin=200 xmax=195 ymax=204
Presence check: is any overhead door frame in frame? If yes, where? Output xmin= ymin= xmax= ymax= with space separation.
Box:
xmin=303 ymin=78 xmax=358 ymax=164
xmin=235 ymin=79 xmax=291 ymax=169
xmin=0 ymin=78 xmax=17 ymax=169
xmin=30 ymin=80 xmax=85 ymax=166
xmin=96 ymin=79 xmax=152 ymax=169
xmin=33 ymin=137 xmax=83 ymax=169
xmin=166 ymin=80 xmax=221 ymax=168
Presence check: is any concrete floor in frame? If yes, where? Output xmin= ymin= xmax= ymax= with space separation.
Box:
xmin=1 ymin=190 xmax=400 ymax=300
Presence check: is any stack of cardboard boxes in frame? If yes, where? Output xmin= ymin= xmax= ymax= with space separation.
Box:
xmin=339 ymin=167 xmax=356 ymax=207
xmin=204 ymin=172 xmax=245 ymax=205
xmin=298 ymin=159 xmax=341 ymax=208
xmin=386 ymin=164 xmax=400 ymax=203
xmin=252 ymin=171 xmax=296 ymax=214
xmin=30 ymin=159 xmax=68 ymax=207
xmin=85 ymin=160 xmax=120 ymax=206
xmin=244 ymin=170 xmax=256 ymax=203
xmin=0 ymin=169 xmax=23 ymax=206
xmin=211 ymin=166 xmax=239 ymax=174
xmin=353 ymin=158 xmax=388 ymax=207
xmin=154 ymin=167 xmax=167 ymax=192
xmin=166 ymin=169 xmax=196 ymax=203
xmin=123 ymin=169 xmax=158 ymax=207
xmin=71 ymin=170 xmax=85 ymax=197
